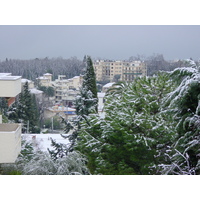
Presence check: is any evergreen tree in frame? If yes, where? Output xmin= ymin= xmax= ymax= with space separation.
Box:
xmin=49 ymin=56 xmax=98 ymax=158
xmin=48 ymin=138 xmax=69 ymax=161
xmin=82 ymin=56 xmax=98 ymax=99
xmin=38 ymin=85 xmax=54 ymax=97
xmin=79 ymin=55 xmax=98 ymax=113
xmin=76 ymin=73 xmax=175 ymax=174
xmin=0 ymin=97 xmax=8 ymax=115
xmin=8 ymin=81 xmax=40 ymax=133
xmin=0 ymin=97 xmax=9 ymax=122
xmin=159 ymin=60 xmax=200 ymax=174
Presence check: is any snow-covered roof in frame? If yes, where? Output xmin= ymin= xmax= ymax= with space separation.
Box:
xmin=0 ymin=73 xmax=12 ymax=76
xmin=0 ymin=76 xmax=21 ymax=80
xmin=29 ymin=88 xmax=43 ymax=94
xmin=36 ymin=76 xmax=48 ymax=80
xmin=44 ymin=73 xmax=52 ymax=76
xmin=21 ymin=78 xmax=32 ymax=83
xmin=103 ymin=82 xmax=115 ymax=88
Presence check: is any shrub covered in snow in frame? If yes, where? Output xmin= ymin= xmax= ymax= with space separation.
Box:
xmin=75 ymin=59 xmax=200 ymax=175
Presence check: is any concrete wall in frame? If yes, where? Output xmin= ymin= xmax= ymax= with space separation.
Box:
xmin=0 ymin=77 xmax=21 ymax=97
xmin=0 ymin=124 xmax=21 ymax=163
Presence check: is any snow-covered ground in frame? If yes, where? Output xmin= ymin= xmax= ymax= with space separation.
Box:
xmin=22 ymin=133 xmax=70 ymax=152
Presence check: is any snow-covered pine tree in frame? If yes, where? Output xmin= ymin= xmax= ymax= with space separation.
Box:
xmin=0 ymin=97 xmax=8 ymax=115
xmin=0 ymin=97 xmax=9 ymax=122
xmin=49 ymin=56 xmax=98 ymax=159
xmin=67 ymin=55 xmax=98 ymax=137
xmin=48 ymin=138 xmax=69 ymax=161
xmin=69 ymin=56 xmax=98 ymax=149
xmin=159 ymin=59 xmax=200 ymax=174
xmin=76 ymin=72 xmax=175 ymax=174
xmin=8 ymin=81 xmax=40 ymax=133
xmin=82 ymin=56 xmax=98 ymax=97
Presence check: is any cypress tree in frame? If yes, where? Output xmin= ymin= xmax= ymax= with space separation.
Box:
xmin=49 ymin=56 xmax=99 ymax=160
xmin=82 ymin=55 xmax=98 ymax=100
xmin=76 ymin=55 xmax=98 ymax=114
xmin=55 ymin=56 xmax=99 ymax=156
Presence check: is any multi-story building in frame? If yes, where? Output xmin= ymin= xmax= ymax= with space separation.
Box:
xmin=51 ymin=75 xmax=83 ymax=106
xmin=51 ymin=75 xmax=69 ymax=104
xmin=93 ymin=60 xmax=147 ymax=82
xmin=36 ymin=73 xmax=52 ymax=87
xmin=36 ymin=73 xmax=83 ymax=106
xmin=0 ymin=73 xmax=22 ymax=163
xmin=21 ymin=78 xmax=35 ymax=89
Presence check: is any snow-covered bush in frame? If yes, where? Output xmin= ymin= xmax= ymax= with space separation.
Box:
xmin=1 ymin=138 xmax=89 ymax=175
xmin=158 ymin=59 xmax=200 ymax=174
xmin=22 ymin=151 xmax=89 ymax=175
xmin=76 ymin=73 xmax=176 ymax=174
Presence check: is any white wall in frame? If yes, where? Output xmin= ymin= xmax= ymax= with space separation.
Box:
xmin=0 ymin=77 xmax=21 ymax=97
xmin=0 ymin=124 xmax=21 ymax=163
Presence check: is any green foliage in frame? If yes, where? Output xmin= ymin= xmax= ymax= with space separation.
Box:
xmin=22 ymin=151 xmax=89 ymax=175
xmin=48 ymin=138 xmax=69 ymax=160
xmin=0 ymin=97 xmax=8 ymax=115
xmin=7 ymin=170 xmax=22 ymax=175
xmin=44 ymin=116 xmax=63 ymax=130
xmin=0 ymin=97 xmax=9 ymax=122
xmin=40 ymin=56 xmax=99 ymax=165
xmin=75 ymin=89 xmax=98 ymax=117
xmin=158 ymin=62 xmax=200 ymax=174
xmin=19 ymin=139 xmax=35 ymax=161
xmin=8 ymin=82 xmax=40 ymax=133
xmin=1 ymin=136 xmax=89 ymax=175
xmin=76 ymin=73 xmax=176 ymax=174
xmin=58 ymin=55 xmax=99 ymax=157
xmin=82 ymin=55 xmax=98 ymax=111
xmin=38 ymin=85 xmax=55 ymax=97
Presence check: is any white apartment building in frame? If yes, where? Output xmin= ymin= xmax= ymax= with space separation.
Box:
xmin=93 ymin=60 xmax=147 ymax=82
xmin=51 ymin=75 xmax=83 ymax=106
xmin=0 ymin=73 xmax=22 ymax=163
xmin=36 ymin=73 xmax=52 ymax=87
xmin=21 ymin=78 xmax=35 ymax=89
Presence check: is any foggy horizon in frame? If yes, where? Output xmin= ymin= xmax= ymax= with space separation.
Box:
xmin=0 ymin=25 xmax=200 ymax=61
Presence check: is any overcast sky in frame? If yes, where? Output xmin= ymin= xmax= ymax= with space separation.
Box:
xmin=0 ymin=25 xmax=200 ymax=61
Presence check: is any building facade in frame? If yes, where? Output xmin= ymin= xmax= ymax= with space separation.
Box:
xmin=0 ymin=73 xmax=22 ymax=163
xmin=50 ymin=75 xmax=83 ymax=106
xmin=36 ymin=73 xmax=52 ymax=87
xmin=93 ymin=60 xmax=147 ymax=82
